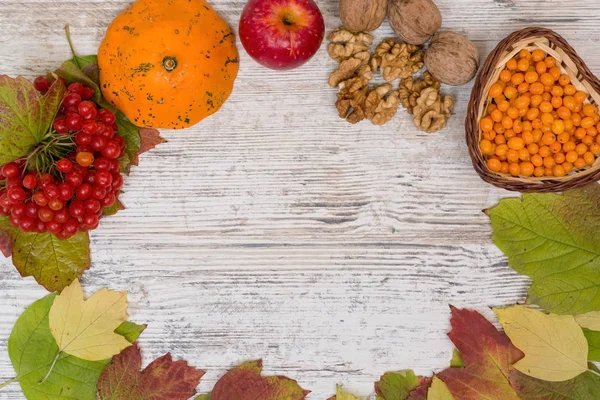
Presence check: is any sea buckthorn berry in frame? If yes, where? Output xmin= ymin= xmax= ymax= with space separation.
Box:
xmin=525 ymin=71 xmax=539 ymax=84
xmin=491 ymin=109 xmax=503 ymax=122
xmin=584 ymin=152 xmax=595 ymax=166
xmin=517 ymin=58 xmax=530 ymax=72
xmin=552 ymin=120 xmax=565 ymax=135
xmin=531 ymin=154 xmax=543 ymax=167
xmin=583 ymin=104 xmax=598 ymax=117
xmin=564 ymin=84 xmax=577 ymax=96
xmin=504 ymin=86 xmax=518 ymax=99
xmin=511 ymin=73 xmax=524 ymax=85
xmin=518 ymin=82 xmax=530 ymax=94
xmin=506 ymin=107 xmax=519 ymax=120
xmin=506 ymin=149 xmax=520 ymax=163
xmin=507 ymin=137 xmax=525 ymax=150
xmin=574 ymin=91 xmax=587 ymax=103
xmin=502 ymin=116 xmax=513 ymax=129
xmin=549 ymin=141 xmax=562 ymax=154
xmin=543 ymin=156 xmax=555 ymax=168
xmin=553 ymin=152 xmax=566 ymax=164
xmin=574 ymin=157 xmax=586 ymax=169
xmin=501 ymin=162 xmax=510 ymax=174
xmin=549 ymin=67 xmax=561 ymax=80
xmin=551 ymin=96 xmax=563 ymax=109
xmin=487 ymin=158 xmax=502 ymax=172
xmin=540 ymin=73 xmax=554 ymax=86
xmin=551 ymin=86 xmax=564 ymax=97
xmin=480 ymin=140 xmax=494 ymax=155
xmin=536 ymin=61 xmax=547 ymax=75
xmin=490 ymin=83 xmax=504 ymax=98
xmin=519 ymin=148 xmax=530 ymax=161
xmin=500 ymin=70 xmax=512 ymax=82
xmin=515 ymin=96 xmax=530 ymax=109
xmin=509 ymin=163 xmax=521 ymax=176
xmin=553 ymin=165 xmax=566 ymax=177
xmin=576 ymin=143 xmax=588 ymax=155
xmin=520 ymin=162 xmax=534 ymax=176
xmin=558 ymin=75 xmax=570 ymax=86
xmin=581 ymin=117 xmax=595 ymax=129
xmin=532 ymin=49 xmax=546 ymax=62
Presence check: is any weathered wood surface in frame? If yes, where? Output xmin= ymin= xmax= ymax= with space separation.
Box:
xmin=0 ymin=0 xmax=598 ymax=398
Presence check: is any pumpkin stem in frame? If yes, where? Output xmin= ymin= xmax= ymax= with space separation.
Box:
xmin=162 ymin=56 xmax=178 ymax=72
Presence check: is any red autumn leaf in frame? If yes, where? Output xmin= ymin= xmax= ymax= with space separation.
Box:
xmin=132 ymin=128 xmax=166 ymax=166
xmin=97 ymin=342 xmax=204 ymax=400
xmin=210 ymin=359 xmax=309 ymax=400
xmin=0 ymin=228 xmax=14 ymax=257
xmin=406 ymin=377 xmax=432 ymax=400
xmin=436 ymin=307 xmax=523 ymax=400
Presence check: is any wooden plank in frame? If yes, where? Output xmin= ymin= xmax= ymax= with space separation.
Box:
xmin=0 ymin=0 xmax=598 ymax=398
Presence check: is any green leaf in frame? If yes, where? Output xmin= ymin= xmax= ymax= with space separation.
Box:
xmin=0 ymin=215 xmax=90 ymax=292
xmin=509 ymin=364 xmax=600 ymax=399
xmin=449 ymin=350 xmax=463 ymax=368
xmin=487 ymin=184 xmax=600 ymax=314
xmin=195 ymin=395 xmax=211 ymax=400
xmin=8 ymin=294 xmax=143 ymax=400
xmin=375 ymin=370 xmax=421 ymax=400
xmin=103 ymin=197 xmax=125 ymax=216
xmin=54 ymin=60 xmax=108 ymax=108
xmin=583 ymin=329 xmax=600 ymax=362
xmin=0 ymin=76 xmax=66 ymax=164
xmin=115 ymin=112 xmax=141 ymax=170
xmin=113 ymin=321 xmax=147 ymax=343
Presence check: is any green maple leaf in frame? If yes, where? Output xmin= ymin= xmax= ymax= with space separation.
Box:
xmin=583 ymin=329 xmax=600 ymax=362
xmin=487 ymin=184 xmax=600 ymax=314
xmin=0 ymin=215 xmax=90 ymax=292
xmin=8 ymin=294 xmax=145 ymax=400
xmin=0 ymin=76 xmax=66 ymax=165
xmin=207 ymin=360 xmax=309 ymax=400
xmin=375 ymin=370 xmax=421 ymax=400
xmin=96 ymin=342 xmax=204 ymax=399
xmin=509 ymin=364 xmax=600 ymax=399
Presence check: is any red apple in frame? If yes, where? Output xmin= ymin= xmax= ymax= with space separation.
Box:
xmin=239 ymin=0 xmax=325 ymax=70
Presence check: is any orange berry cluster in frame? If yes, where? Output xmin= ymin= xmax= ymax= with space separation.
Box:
xmin=479 ymin=48 xmax=600 ymax=178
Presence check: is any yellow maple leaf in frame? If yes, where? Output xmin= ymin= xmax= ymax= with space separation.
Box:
xmin=494 ymin=305 xmax=588 ymax=382
xmin=427 ymin=376 xmax=455 ymax=400
xmin=574 ymin=311 xmax=600 ymax=331
xmin=48 ymin=278 xmax=131 ymax=361
xmin=335 ymin=384 xmax=361 ymax=400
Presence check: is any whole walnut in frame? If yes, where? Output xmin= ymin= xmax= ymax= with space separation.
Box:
xmin=425 ymin=30 xmax=480 ymax=86
xmin=340 ymin=0 xmax=387 ymax=33
xmin=388 ymin=0 xmax=442 ymax=45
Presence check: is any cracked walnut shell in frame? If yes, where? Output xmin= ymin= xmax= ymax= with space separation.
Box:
xmin=370 ymin=39 xmax=424 ymax=83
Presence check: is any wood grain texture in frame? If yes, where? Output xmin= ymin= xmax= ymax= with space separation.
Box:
xmin=0 ymin=0 xmax=598 ymax=398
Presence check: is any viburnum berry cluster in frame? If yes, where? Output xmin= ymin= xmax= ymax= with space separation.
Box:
xmin=0 ymin=78 xmax=125 ymax=240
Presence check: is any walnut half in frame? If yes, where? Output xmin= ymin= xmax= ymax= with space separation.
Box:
xmin=412 ymin=87 xmax=455 ymax=133
xmin=370 ymin=39 xmax=424 ymax=83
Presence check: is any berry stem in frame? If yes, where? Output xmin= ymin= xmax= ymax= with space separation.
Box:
xmin=64 ymin=25 xmax=80 ymax=66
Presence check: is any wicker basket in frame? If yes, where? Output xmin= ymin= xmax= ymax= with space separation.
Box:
xmin=466 ymin=27 xmax=600 ymax=192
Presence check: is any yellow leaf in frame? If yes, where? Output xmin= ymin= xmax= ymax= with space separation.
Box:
xmin=335 ymin=384 xmax=360 ymax=400
xmin=494 ymin=305 xmax=588 ymax=382
xmin=575 ymin=311 xmax=600 ymax=331
xmin=48 ymin=279 xmax=131 ymax=361
xmin=427 ymin=376 xmax=455 ymax=400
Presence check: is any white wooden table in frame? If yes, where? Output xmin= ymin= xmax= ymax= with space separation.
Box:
xmin=0 ymin=1 xmax=598 ymax=398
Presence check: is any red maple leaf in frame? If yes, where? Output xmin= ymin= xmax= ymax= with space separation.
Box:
xmin=132 ymin=128 xmax=166 ymax=166
xmin=210 ymin=359 xmax=309 ymax=400
xmin=436 ymin=306 xmax=523 ymax=400
xmin=96 ymin=342 xmax=204 ymax=400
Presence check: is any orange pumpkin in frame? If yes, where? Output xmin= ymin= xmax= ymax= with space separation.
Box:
xmin=98 ymin=0 xmax=239 ymax=129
